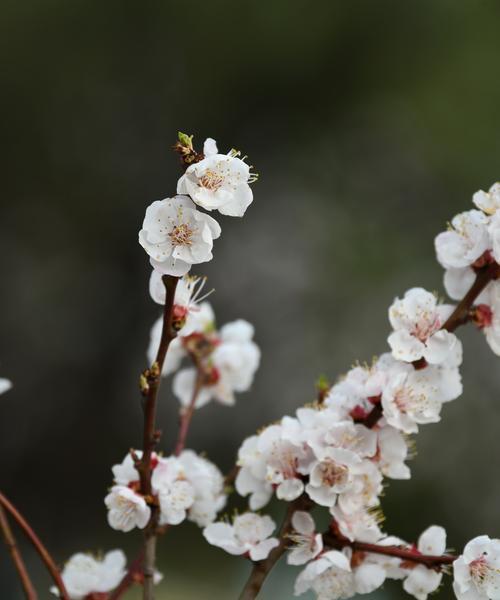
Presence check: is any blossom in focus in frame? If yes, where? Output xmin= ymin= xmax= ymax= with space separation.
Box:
xmin=203 ymin=513 xmax=279 ymax=561
xmin=388 ymin=287 xmax=458 ymax=364
xmin=403 ymin=526 xmax=446 ymax=600
xmin=294 ymin=549 xmax=386 ymax=599
xmin=330 ymin=505 xmax=383 ymax=544
xmin=287 ymin=511 xmax=324 ymax=566
xmin=453 ymin=535 xmax=500 ymax=600
xmin=380 ymin=359 xmax=460 ymax=434
xmin=473 ymin=182 xmax=500 ymax=215
xmin=104 ymin=486 xmax=151 ymax=532
xmin=435 ymin=210 xmax=490 ymax=269
xmin=177 ymin=138 xmax=255 ymax=217
xmin=139 ymin=195 xmax=221 ymax=276
xmin=51 ymin=550 xmax=126 ymax=599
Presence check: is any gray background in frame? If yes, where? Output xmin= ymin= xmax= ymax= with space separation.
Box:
xmin=2 ymin=1 xmax=500 ymax=598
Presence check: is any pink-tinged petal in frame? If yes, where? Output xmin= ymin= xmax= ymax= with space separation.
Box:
xmin=388 ymin=330 xmax=424 ymax=362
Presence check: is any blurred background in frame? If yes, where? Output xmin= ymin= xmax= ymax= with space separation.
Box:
xmin=2 ymin=0 xmax=500 ymax=598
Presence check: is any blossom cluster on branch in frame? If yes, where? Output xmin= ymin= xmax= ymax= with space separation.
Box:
xmin=2 ymin=136 xmax=500 ymax=600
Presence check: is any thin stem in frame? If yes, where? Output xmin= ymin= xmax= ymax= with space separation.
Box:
xmin=136 ymin=274 xmax=179 ymax=600
xmin=0 ymin=491 xmax=69 ymax=600
xmin=174 ymin=366 xmax=204 ymax=456
xmin=0 ymin=505 xmax=38 ymax=600
xmin=323 ymin=531 xmax=456 ymax=568
xmin=238 ymin=495 xmax=313 ymax=600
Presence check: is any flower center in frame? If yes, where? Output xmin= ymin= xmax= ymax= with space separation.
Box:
xmin=169 ymin=223 xmax=195 ymax=247
xmin=470 ymin=556 xmax=498 ymax=590
xmin=319 ymin=460 xmax=348 ymax=487
xmin=200 ymin=169 xmax=225 ymax=191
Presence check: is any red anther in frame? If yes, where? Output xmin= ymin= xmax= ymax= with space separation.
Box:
xmin=367 ymin=395 xmax=381 ymax=405
xmin=472 ymin=250 xmax=495 ymax=270
xmin=412 ymin=357 xmax=428 ymax=370
xmin=128 ymin=480 xmax=141 ymax=492
xmin=472 ymin=304 xmax=493 ymax=329
xmin=204 ymin=366 xmax=220 ymax=386
xmin=350 ymin=405 xmax=368 ymax=422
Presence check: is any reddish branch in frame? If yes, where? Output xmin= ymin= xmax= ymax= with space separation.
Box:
xmin=136 ymin=274 xmax=179 ymax=600
xmin=0 ymin=505 xmax=37 ymax=600
xmin=323 ymin=531 xmax=456 ymax=569
xmin=108 ymin=550 xmax=145 ymax=600
xmin=0 ymin=491 xmax=69 ymax=600
xmin=174 ymin=364 xmax=204 ymax=456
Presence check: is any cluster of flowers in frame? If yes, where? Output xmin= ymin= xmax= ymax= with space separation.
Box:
xmin=104 ymin=449 xmax=227 ymax=531
xmin=436 ymin=182 xmax=500 ymax=354
xmin=139 ymin=135 xmax=256 ymax=277
xmin=147 ymin=272 xmax=260 ymax=409
xmin=52 ymin=135 xmax=261 ymax=599
xmin=201 ymin=182 xmax=500 ymax=600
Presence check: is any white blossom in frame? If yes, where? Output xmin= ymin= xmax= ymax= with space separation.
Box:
xmin=330 ymin=505 xmax=383 ymax=544
xmin=435 ymin=210 xmax=490 ymax=269
xmin=480 ymin=282 xmax=500 ymax=355
xmin=104 ymin=486 xmax=151 ymax=532
xmin=381 ymin=360 xmax=458 ymax=434
xmin=151 ymin=456 xmax=195 ymax=526
xmin=388 ymin=287 xmax=457 ymax=364
xmin=172 ymin=319 xmax=260 ymax=408
xmin=287 ymin=511 xmax=324 ymax=565
xmin=235 ymin=435 xmax=273 ymax=510
xmin=294 ymin=549 xmax=386 ymax=599
xmin=139 ymin=195 xmax=221 ymax=276
xmin=473 ymin=182 xmax=500 ymax=215
xmin=453 ymin=535 xmax=500 ymax=600
xmin=376 ymin=425 xmax=411 ymax=480
xmin=489 ymin=211 xmax=500 ymax=265
xmin=203 ymin=513 xmax=279 ymax=561
xmin=0 ymin=378 xmax=12 ymax=395
xmin=177 ymin=139 xmax=255 ymax=217
xmin=403 ymin=526 xmax=446 ymax=600
xmin=177 ymin=450 xmax=227 ymax=526
xmin=51 ymin=550 xmax=126 ymax=599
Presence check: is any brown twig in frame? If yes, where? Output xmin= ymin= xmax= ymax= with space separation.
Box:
xmin=323 ymin=531 xmax=456 ymax=569
xmin=0 ymin=491 xmax=69 ymax=600
xmin=0 ymin=505 xmax=38 ymax=600
xmin=238 ymin=495 xmax=313 ymax=600
xmin=174 ymin=364 xmax=204 ymax=456
xmin=136 ymin=274 xmax=179 ymax=600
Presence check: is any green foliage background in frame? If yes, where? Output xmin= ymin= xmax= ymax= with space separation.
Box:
xmin=2 ymin=1 xmax=500 ymax=598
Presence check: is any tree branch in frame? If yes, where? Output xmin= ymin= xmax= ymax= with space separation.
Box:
xmin=323 ymin=531 xmax=456 ymax=569
xmin=238 ymin=495 xmax=314 ymax=600
xmin=137 ymin=274 xmax=179 ymax=600
xmin=0 ymin=505 xmax=38 ymax=600
xmin=0 ymin=491 xmax=68 ymax=599
xmin=174 ymin=364 xmax=204 ymax=456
